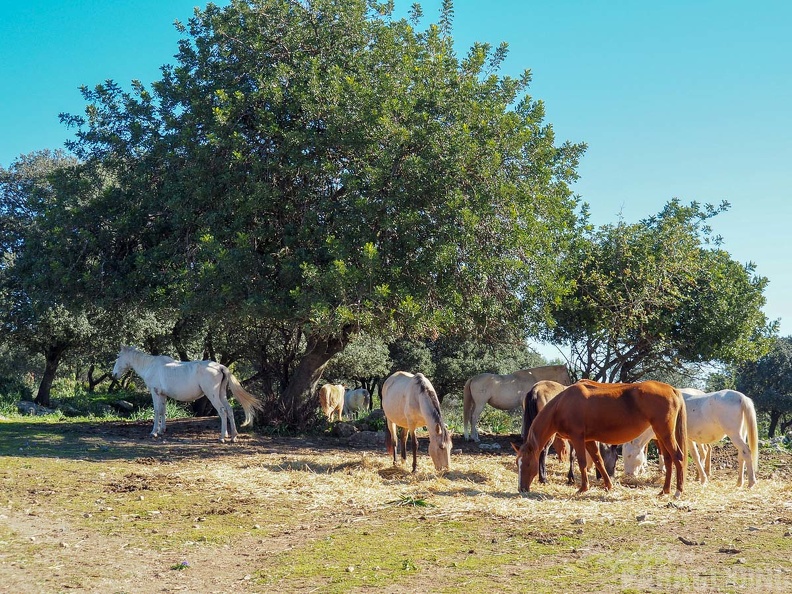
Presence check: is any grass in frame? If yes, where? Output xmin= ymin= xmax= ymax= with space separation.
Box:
xmin=1 ymin=416 xmax=792 ymax=593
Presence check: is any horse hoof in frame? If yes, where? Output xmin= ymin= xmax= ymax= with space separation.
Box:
xmin=673 ymin=490 xmax=683 ymax=499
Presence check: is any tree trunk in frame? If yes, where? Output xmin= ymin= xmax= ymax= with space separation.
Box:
xmin=768 ymin=409 xmax=782 ymax=437
xmin=86 ymin=364 xmax=111 ymax=392
xmin=34 ymin=344 xmax=66 ymax=407
xmin=279 ymin=330 xmax=352 ymax=428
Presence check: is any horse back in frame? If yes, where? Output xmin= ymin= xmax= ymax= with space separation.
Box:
xmin=549 ymin=380 xmax=681 ymax=444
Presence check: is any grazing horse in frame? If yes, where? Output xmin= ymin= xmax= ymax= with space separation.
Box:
xmin=521 ymin=380 xmax=616 ymax=485
xmin=382 ymin=371 xmax=453 ymax=472
xmin=464 ymin=365 xmax=572 ymax=442
xmin=623 ymin=388 xmax=758 ymax=487
xmin=514 ymin=380 xmax=687 ymax=496
xmin=112 ymin=346 xmax=262 ymax=443
xmin=318 ymin=383 xmax=345 ymax=422
xmin=343 ymin=388 xmax=371 ymax=418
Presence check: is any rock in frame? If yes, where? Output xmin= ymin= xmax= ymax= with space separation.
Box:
xmin=348 ymin=430 xmax=385 ymax=448
xmin=114 ymin=400 xmax=135 ymax=414
xmin=17 ymin=401 xmax=55 ymax=416
xmin=332 ymin=421 xmax=357 ymax=438
xmin=478 ymin=443 xmax=501 ymax=452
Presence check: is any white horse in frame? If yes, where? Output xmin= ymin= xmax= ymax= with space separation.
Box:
xmin=463 ymin=365 xmax=572 ymax=442
xmin=623 ymin=388 xmax=759 ymax=487
xmin=343 ymin=388 xmax=370 ymax=417
xmin=382 ymin=371 xmax=453 ymax=472
xmin=112 ymin=346 xmax=262 ymax=443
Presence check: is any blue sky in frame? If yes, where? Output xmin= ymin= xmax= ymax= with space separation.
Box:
xmin=2 ymin=1 xmax=790 ymax=346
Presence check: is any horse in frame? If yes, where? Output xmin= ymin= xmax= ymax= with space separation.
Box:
xmin=521 ymin=380 xmax=616 ymax=485
xmin=318 ymin=383 xmax=345 ymax=422
xmin=464 ymin=365 xmax=572 ymax=442
xmin=514 ymin=379 xmax=688 ymax=497
xmin=623 ymin=388 xmax=758 ymax=487
xmin=382 ymin=371 xmax=453 ymax=472
xmin=111 ymin=346 xmax=262 ymax=443
xmin=343 ymin=388 xmax=370 ymax=418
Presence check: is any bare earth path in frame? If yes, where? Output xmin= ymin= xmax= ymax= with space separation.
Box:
xmin=1 ymin=417 xmax=791 ymax=593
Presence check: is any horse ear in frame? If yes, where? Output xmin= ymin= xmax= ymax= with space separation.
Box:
xmin=511 ymin=442 xmax=521 ymax=454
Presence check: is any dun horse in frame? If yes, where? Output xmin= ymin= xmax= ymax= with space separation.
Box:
xmin=382 ymin=371 xmax=453 ymax=472
xmin=463 ymin=365 xmax=571 ymax=442
xmin=318 ymin=383 xmax=345 ymax=422
xmin=514 ymin=380 xmax=688 ymax=497
xmin=112 ymin=346 xmax=262 ymax=443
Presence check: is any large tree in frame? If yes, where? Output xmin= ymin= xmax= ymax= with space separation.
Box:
xmin=545 ymin=200 xmax=776 ymax=382
xmin=61 ymin=0 xmax=584 ymax=426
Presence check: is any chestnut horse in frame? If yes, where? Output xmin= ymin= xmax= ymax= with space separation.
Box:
xmin=514 ymin=380 xmax=687 ymax=497
xmin=522 ymin=380 xmax=616 ymax=485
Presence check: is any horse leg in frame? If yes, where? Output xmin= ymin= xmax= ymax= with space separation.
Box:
xmin=411 ymin=431 xmax=419 ymax=473
xmin=386 ymin=421 xmax=398 ymax=466
xmin=704 ymin=444 xmax=712 ymax=477
xmin=151 ymin=390 xmax=166 ymax=438
xmin=585 ymin=441 xmax=613 ymax=490
xmin=689 ymin=440 xmax=707 ymax=485
xmin=566 ymin=445 xmax=576 ymax=485
xmin=730 ymin=433 xmax=756 ymax=488
xmin=538 ymin=443 xmax=549 ymax=484
xmin=399 ymin=429 xmax=408 ymax=465
xmin=470 ymin=402 xmax=485 ymax=442
xmin=654 ymin=439 xmax=675 ymax=496
xmin=570 ymin=438 xmax=590 ymax=493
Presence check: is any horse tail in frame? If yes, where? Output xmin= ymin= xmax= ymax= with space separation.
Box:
xmin=226 ymin=371 xmax=264 ymax=427
xmin=674 ymin=388 xmax=688 ymax=484
xmin=742 ymin=394 xmax=759 ymax=470
xmin=384 ymin=414 xmax=394 ymax=456
xmin=463 ymin=378 xmax=473 ymax=440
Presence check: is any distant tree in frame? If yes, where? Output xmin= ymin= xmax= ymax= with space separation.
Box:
xmin=0 ymin=151 xmax=107 ymax=406
xmin=61 ymin=0 xmax=584 ymax=427
xmin=545 ymin=200 xmax=776 ymax=382
xmin=324 ymin=333 xmax=392 ymax=407
xmin=737 ymin=336 xmax=792 ymax=437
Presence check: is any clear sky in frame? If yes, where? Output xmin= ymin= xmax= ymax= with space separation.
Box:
xmin=2 ymin=1 xmax=790 ymax=347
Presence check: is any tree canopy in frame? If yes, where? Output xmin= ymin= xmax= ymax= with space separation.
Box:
xmin=56 ymin=0 xmax=585 ymax=423
xmin=544 ymin=200 xmax=776 ymax=382
xmin=737 ymin=336 xmax=792 ymax=436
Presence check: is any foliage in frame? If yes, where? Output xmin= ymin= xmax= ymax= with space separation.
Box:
xmin=58 ymin=0 xmax=584 ymax=426
xmin=545 ymin=200 xmax=776 ymax=382
xmin=737 ymin=336 xmax=792 ymax=436
xmin=324 ymin=332 xmax=392 ymax=386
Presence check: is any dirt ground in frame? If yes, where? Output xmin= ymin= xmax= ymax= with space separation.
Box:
xmin=1 ymin=417 xmax=791 ymax=593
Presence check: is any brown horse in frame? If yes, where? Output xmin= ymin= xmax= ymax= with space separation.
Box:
xmin=514 ymin=380 xmax=688 ymax=497
xmin=522 ymin=380 xmax=616 ymax=485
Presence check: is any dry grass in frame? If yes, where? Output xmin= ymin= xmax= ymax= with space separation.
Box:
xmin=1 ymin=418 xmax=791 ymax=593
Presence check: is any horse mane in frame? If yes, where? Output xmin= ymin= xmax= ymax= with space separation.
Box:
xmin=414 ymin=373 xmax=450 ymax=442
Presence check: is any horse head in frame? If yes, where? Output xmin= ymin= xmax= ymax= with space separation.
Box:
xmin=622 ymin=439 xmax=648 ymax=476
xmin=512 ymin=440 xmax=540 ymax=493
xmin=112 ymin=347 xmax=132 ymax=380
xmin=428 ymin=423 xmax=452 ymax=471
